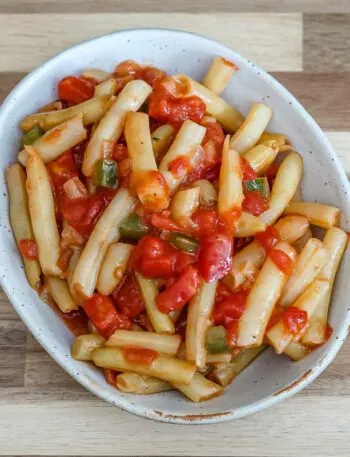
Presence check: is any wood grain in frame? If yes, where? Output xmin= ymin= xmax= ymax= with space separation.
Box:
xmin=304 ymin=14 xmax=350 ymax=71
xmin=0 ymin=0 xmax=350 ymax=13
xmin=0 ymin=13 xmax=302 ymax=72
xmin=272 ymin=72 xmax=350 ymax=130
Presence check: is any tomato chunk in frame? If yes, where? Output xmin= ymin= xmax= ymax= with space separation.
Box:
xmin=215 ymin=282 xmax=234 ymax=304
xmin=58 ymin=76 xmax=95 ymax=105
xmin=212 ymin=289 xmax=248 ymax=327
xmin=192 ymin=209 xmax=218 ymax=237
xmin=104 ymin=368 xmax=117 ymax=387
xmin=156 ymin=265 xmax=199 ymax=313
xmin=112 ymin=274 xmax=144 ymax=318
xmin=149 ymin=211 xmax=183 ymax=232
xmin=123 ymin=347 xmax=158 ymax=365
xmin=283 ymin=306 xmax=308 ymax=335
xmin=19 ymin=239 xmax=38 ymax=260
xmin=82 ymin=293 xmax=132 ymax=339
xmin=112 ymin=144 xmax=129 ymax=162
xmin=130 ymin=235 xmax=194 ymax=279
xmin=242 ymin=190 xmax=269 ymax=216
xmin=198 ymin=233 xmax=233 ymax=282
xmin=269 ymin=248 xmax=295 ymax=275
xmin=148 ymin=78 xmax=206 ymax=126
xmin=240 ymin=157 xmax=257 ymax=181
xmin=202 ymin=121 xmax=225 ymax=150
xmin=168 ymin=156 xmax=192 ymax=178
xmin=255 ymin=226 xmax=280 ymax=251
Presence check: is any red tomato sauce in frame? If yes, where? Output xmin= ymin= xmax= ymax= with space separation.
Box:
xmin=242 ymin=190 xmax=269 ymax=216
xmin=103 ymin=368 xmax=117 ymax=387
xmin=212 ymin=289 xmax=248 ymax=328
xmin=255 ymin=226 xmax=280 ymax=251
xmin=58 ymin=76 xmax=95 ymax=105
xmin=18 ymin=239 xmax=38 ymax=260
xmin=283 ymin=306 xmax=308 ymax=335
xmin=123 ymin=347 xmax=159 ymax=365
xmin=240 ymin=157 xmax=257 ymax=181
xmin=269 ymin=248 xmax=295 ymax=275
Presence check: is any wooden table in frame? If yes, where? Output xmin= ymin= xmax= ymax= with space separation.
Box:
xmin=0 ymin=2 xmax=349 ymax=456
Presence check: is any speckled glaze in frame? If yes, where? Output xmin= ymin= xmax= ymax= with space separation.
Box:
xmin=0 ymin=29 xmax=349 ymax=424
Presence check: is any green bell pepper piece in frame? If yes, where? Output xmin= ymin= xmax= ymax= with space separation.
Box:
xmin=92 ymin=159 xmax=118 ymax=188
xmin=20 ymin=125 xmax=44 ymax=147
xmin=169 ymin=232 xmax=199 ymax=254
xmin=119 ymin=214 xmax=149 ymax=242
xmin=206 ymin=326 xmax=230 ymax=354
xmin=244 ymin=177 xmax=270 ymax=199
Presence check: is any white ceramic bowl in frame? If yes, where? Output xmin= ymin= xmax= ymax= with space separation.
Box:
xmin=0 ymin=29 xmax=349 ymax=424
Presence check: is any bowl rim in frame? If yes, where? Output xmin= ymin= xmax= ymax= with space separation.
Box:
xmin=1 ymin=27 xmax=349 ymax=424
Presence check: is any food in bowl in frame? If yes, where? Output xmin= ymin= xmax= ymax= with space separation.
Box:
xmin=6 ymin=56 xmax=347 ymax=402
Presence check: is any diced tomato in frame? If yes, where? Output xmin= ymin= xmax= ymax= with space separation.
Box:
xmin=149 ymin=211 xmax=183 ymax=232
xmin=175 ymin=250 xmax=197 ymax=275
xmin=265 ymin=162 xmax=280 ymax=180
xmin=242 ymin=191 xmax=269 ymax=216
xmin=82 ymin=293 xmax=132 ymax=339
xmin=57 ymin=246 xmax=73 ymax=271
xmin=112 ymin=274 xmax=144 ymax=318
xmin=184 ymin=141 xmax=220 ymax=185
xmin=58 ymin=76 xmax=95 ymax=105
xmin=130 ymin=235 xmax=195 ymax=279
xmin=202 ymin=121 xmax=225 ymax=150
xmin=115 ymin=60 xmax=144 ymax=79
xmin=156 ymin=265 xmax=199 ymax=313
xmin=123 ymin=347 xmax=158 ymax=365
xmin=218 ymin=208 xmax=242 ymax=236
xmin=104 ymin=368 xmax=117 ymax=387
xmin=61 ymin=194 xmax=107 ymax=236
xmin=226 ymin=320 xmax=239 ymax=348
xmin=269 ymin=248 xmax=295 ymax=275
xmin=142 ymin=67 xmax=166 ymax=86
xmin=283 ymin=306 xmax=308 ymax=335
xmin=130 ymin=236 xmax=177 ymax=278
xmin=112 ymin=144 xmax=129 ymax=162
xmin=168 ymin=156 xmax=192 ymax=178
xmin=192 ymin=209 xmax=218 ymax=236
xmin=212 ymin=289 xmax=248 ymax=327
xmin=148 ymin=78 xmax=206 ymax=126
xmin=255 ymin=226 xmax=280 ymax=251
xmin=235 ymin=236 xmax=254 ymax=253
xmin=240 ymin=157 xmax=257 ymax=181
xmin=325 ymin=324 xmax=333 ymax=341
xmin=18 ymin=239 xmax=38 ymax=260
xmin=52 ymin=305 xmax=89 ymax=336
xmin=48 ymin=150 xmax=79 ymax=196
xmin=198 ymin=233 xmax=233 ymax=282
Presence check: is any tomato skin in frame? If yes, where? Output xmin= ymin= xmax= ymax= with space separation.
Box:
xmin=82 ymin=293 xmax=132 ymax=339
xmin=123 ymin=347 xmax=159 ymax=365
xmin=212 ymin=289 xmax=248 ymax=327
xmin=269 ymin=248 xmax=295 ymax=275
xmin=58 ymin=76 xmax=94 ymax=105
xmin=242 ymin=191 xmax=269 ymax=216
xmin=148 ymin=78 xmax=206 ymax=126
xmin=255 ymin=226 xmax=280 ymax=251
xmin=283 ymin=306 xmax=308 ymax=335
xmin=156 ymin=265 xmax=199 ymax=313
xmin=240 ymin=157 xmax=257 ymax=181
xmin=112 ymin=274 xmax=144 ymax=318
xmin=19 ymin=239 xmax=38 ymax=260
xmin=48 ymin=150 xmax=79 ymax=195
xmin=104 ymin=368 xmax=117 ymax=387
xmin=198 ymin=233 xmax=233 ymax=282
